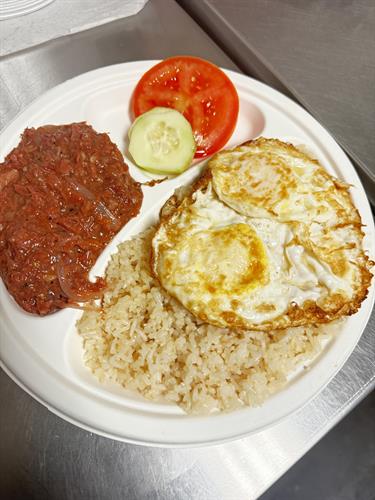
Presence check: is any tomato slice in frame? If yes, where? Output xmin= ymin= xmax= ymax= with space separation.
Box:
xmin=132 ymin=56 xmax=239 ymax=158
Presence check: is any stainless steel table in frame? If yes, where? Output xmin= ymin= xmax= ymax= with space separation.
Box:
xmin=1 ymin=1 xmax=374 ymax=499
xmin=179 ymin=0 xmax=375 ymax=205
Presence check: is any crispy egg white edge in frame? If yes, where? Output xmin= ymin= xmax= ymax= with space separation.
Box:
xmin=152 ymin=178 xmax=360 ymax=328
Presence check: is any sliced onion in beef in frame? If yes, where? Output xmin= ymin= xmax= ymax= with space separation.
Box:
xmin=69 ymin=177 xmax=118 ymax=224
xmin=96 ymin=201 xmax=117 ymax=224
xmin=56 ymin=260 xmax=104 ymax=302
xmin=69 ymin=178 xmax=95 ymax=200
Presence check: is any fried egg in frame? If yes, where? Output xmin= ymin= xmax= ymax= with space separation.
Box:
xmin=152 ymin=139 xmax=373 ymax=331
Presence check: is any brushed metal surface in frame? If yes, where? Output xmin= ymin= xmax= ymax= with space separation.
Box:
xmin=178 ymin=0 xmax=375 ymax=205
xmin=0 ymin=1 xmax=374 ymax=499
xmin=0 ymin=0 xmax=147 ymax=55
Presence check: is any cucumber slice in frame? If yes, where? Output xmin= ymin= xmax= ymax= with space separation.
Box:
xmin=128 ymin=107 xmax=196 ymax=174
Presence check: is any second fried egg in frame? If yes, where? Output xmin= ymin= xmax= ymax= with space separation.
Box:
xmin=152 ymin=179 xmax=368 ymax=330
xmin=152 ymin=138 xmax=373 ymax=331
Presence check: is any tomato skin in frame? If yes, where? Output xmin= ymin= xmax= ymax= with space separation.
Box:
xmin=132 ymin=56 xmax=239 ymax=158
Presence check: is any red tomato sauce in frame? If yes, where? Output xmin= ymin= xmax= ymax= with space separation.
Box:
xmin=0 ymin=123 xmax=143 ymax=315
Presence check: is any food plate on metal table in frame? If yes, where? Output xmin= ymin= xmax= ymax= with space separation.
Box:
xmin=0 ymin=61 xmax=374 ymax=446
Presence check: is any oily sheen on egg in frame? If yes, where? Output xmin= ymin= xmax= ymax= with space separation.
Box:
xmin=152 ymin=139 xmax=373 ymax=331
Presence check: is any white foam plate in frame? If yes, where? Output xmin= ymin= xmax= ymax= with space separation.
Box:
xmin=1 ymin=61 xmax=374 ymax=447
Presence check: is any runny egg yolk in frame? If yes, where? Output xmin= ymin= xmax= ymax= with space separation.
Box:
xmin=168 ymin=223 xmax=269 ymax=297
